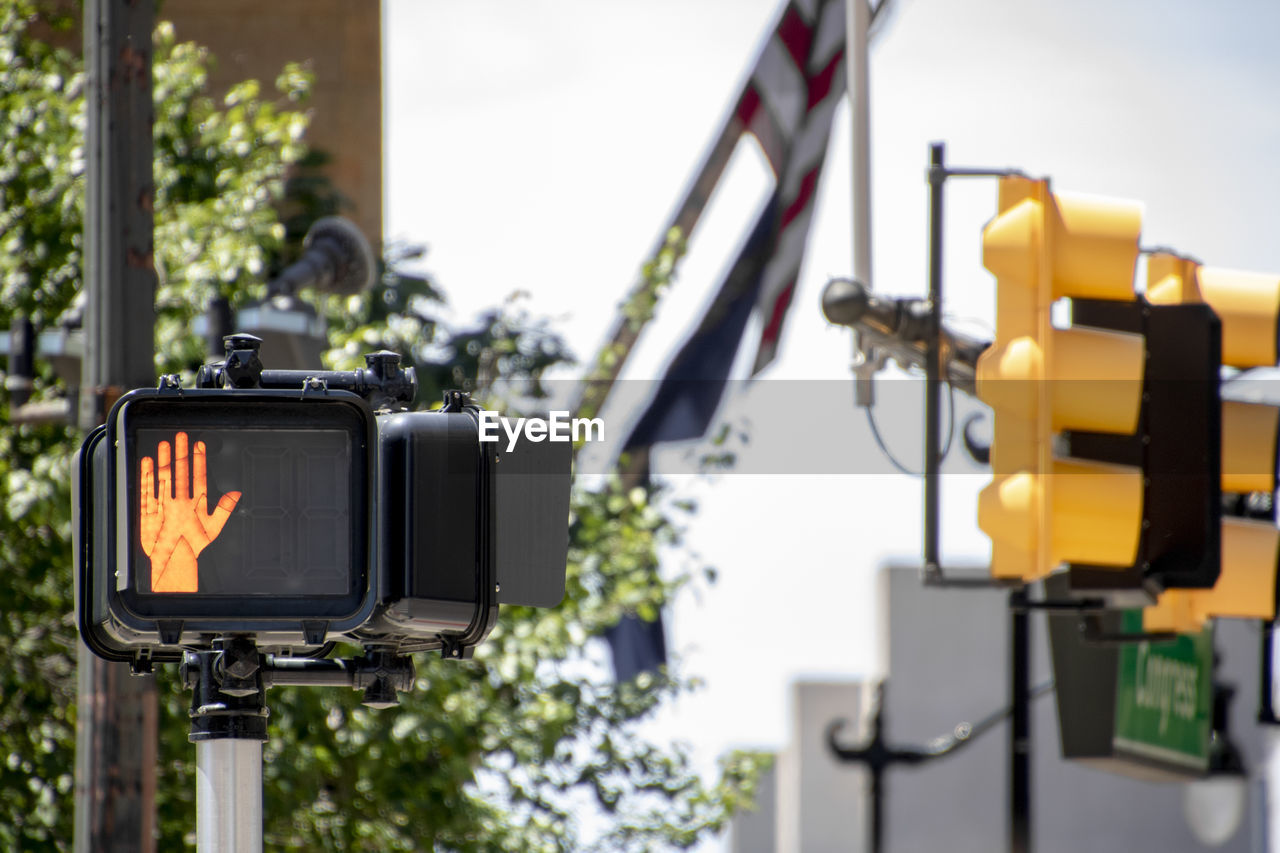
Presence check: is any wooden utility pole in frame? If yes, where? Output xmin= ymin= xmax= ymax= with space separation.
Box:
xmin=74 ymin=1 xmax=159 ymax=850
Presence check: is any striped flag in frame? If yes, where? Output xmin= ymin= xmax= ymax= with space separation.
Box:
xmin=623 ymin=0 xmax=848 ymax=453
xmin=606 ymin=0 xmax=849 ymax=683
xmin=737 ymin=0 xmax=847 ymax=370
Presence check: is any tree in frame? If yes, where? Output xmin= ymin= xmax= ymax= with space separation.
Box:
xmin=0 ymin=4 xmax=768 ymax=851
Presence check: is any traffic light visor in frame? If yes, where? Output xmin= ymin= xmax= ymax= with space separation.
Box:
xmin=1198 ymin=267 xmax=1280 ymax=367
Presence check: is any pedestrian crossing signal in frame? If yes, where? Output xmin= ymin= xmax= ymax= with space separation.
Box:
xmin=75 ymin=387 xmax=377 ymax=663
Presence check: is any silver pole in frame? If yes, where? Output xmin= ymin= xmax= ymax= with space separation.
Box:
xmin=1267 ymin=624 xmax=1280 ymax=853
xmin=846 ymin=0 xmax=872 ymax=287
xmin=196 ymin=740 xmax=263 ymax=853
xmin=846 ymin=0 xmax=877 ymax=407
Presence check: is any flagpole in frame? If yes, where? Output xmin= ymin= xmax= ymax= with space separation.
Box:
xmin=847 ymin=0 xmax=880 ymax=408
xmin=847 ymin=0 xmax=872 ymax=287
xmin=844 ymin=6 xmax=880 ymax=838
xmin=582 ymin=1 xmax=879 ymax=470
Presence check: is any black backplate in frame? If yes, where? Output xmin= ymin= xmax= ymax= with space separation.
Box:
xmin=1065 ymin=298 xmax=1222 ymax=593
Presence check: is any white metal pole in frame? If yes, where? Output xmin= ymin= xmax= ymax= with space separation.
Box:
xmin=846 ymin=0 xmax=872 ymax=287
xmin=196 ymin=739 xmax=263 ymax=853
xmin=1263 ymin=733 xmax=1280 ymax=851
xmin=846 ymin=0 xmax=876 ymax=407
xmin=1267 ymin=624 xmax=1280 ymax=852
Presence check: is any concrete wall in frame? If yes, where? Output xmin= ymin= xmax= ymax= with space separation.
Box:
xmin=729 ymin=680 xmax=868 ymax=853
xmin=775 ymin=681 xmax=868 ymax=853
xmin=727 ymin=568 xmax=1266 ymax=851
xmin=731 ymin=759 xmax=778 ymax=853
xmin=880 ymin=566 xmax=1262 ymax=853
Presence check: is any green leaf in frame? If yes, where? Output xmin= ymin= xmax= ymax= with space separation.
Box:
xmin=0 ymin=5 xmax=764 ymax=849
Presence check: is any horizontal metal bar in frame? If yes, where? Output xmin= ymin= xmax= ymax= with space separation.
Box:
xmin=261 ymin=657 xmax=362 ymax=688
xmin=912 ymin=563 xmax=1021 ymax=589
xmin=1012 ymin=597 xmax=1109 ymax=614
xmin=939 ymin=167 xmax=1030 ymax=180
xmin=260 ymin=655 xmax=414 ymax=692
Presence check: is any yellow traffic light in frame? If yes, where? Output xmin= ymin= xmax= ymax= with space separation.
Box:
xmin=1144 ymin=517 xmax=1277 ymax=632
xmin=1146 ymin=256 xmax=1280 ymax=368
xmin=1199 ymin=267 xmax=1280 ymax=367
xmin=1222 ymin=399 xmax=1279 ymax=494
xmin=1142 ymin=252 xmax=1280 ymax=632
xmin=976 ymin=177 xmax=1146 ymax=582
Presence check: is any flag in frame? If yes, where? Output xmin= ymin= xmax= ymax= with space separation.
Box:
xmin=606 ymin=0 xmax=849 ymax=682
xmin=624 ymin=0 xmax=847 ymax=454
xmin=604 ymin=613 xmax=669 ymax=683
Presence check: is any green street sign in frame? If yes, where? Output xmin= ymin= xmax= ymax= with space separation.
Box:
xmin=1112 ymin=611 xmax=1213 ymax=773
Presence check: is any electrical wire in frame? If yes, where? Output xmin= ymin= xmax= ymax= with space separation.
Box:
xmin=865 ymin=378 xmax=956 ymax=477
xmin=920 ymin=678 xmax=1055 ymax=757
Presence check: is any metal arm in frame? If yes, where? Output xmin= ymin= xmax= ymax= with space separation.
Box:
xmin=821 ymin=277 xmax=988 ymax=396
xmin=825 ymin=678 xmax=1054 ymax=853
xmin=826 ymin=679 xmax=1054 ymax=766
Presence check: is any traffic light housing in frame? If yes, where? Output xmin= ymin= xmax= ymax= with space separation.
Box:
xmin=1139 ymin=255 xmax=1280 ymax=631
xmin=356 ymin=395 xmax=572 ymax=658
xmin=75 ymin=344 xmax=573 ymax=668
xmin=1063 ymin=288 xmax=1223 ymax=596
xmin=976 ymin=176 xmax=1147 ymax=582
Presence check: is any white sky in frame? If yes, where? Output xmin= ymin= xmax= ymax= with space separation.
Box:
xmin=384 ymin=0 xmax=1280 ymax=845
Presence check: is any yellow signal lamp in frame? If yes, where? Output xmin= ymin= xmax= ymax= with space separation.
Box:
xmin=1151 ymin=398 xmax=1280 ymax=632
xmin=1141 ymin=251 xmax=1280 ymax=632
xmin=1143 ymin=251 xmax=1280 ymax=493
xmin=1222 ymin=400 xmax=1279 ymax=494
xmin=1199 ymin=268 xmax=1280 ymax=368
xmin=1148 ymin=254 xmax=1280 ymax=368
xmin=1143 ymin=518 xmax=1280 ymax=634
xmin=976 ymin=176 xmax=1145 ymax=582
xmin=1145 ymin=252 xmax=1204 ymax=305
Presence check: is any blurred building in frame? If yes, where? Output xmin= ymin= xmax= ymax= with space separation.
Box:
xmin=728 ymin=566 xmax=1265 ymax=851
xmin=729 ymin=682 xmax=869 ymax=853
xmin=160 ymin=1 xmax=384 ymax=368
xmin=43 ymin=1 xmax=384 ymax=247
xmin=164 ymin=0 xmax=383 ymax=248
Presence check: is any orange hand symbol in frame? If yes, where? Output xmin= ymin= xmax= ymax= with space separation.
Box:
xmin=139 ymin=432 xmax=242 ymax=593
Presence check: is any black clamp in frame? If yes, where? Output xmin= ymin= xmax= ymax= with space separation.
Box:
xmin=181 ymin=637 xmax=269 ymax=743
xmin=193 ymin=334 xmax=418 ymax=412
xmin=195 ymin=333 xmax=266 ymax=390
